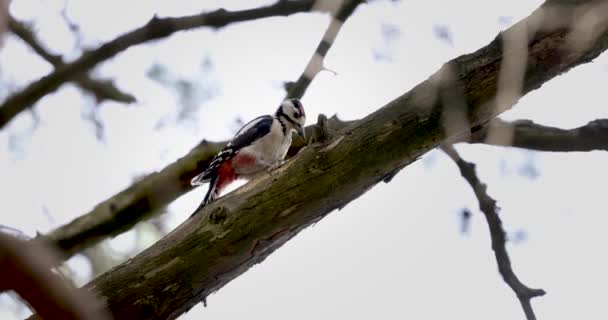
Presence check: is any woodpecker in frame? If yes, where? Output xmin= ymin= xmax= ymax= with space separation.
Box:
xmin=190 ymin=98 xmax=306 ymax=214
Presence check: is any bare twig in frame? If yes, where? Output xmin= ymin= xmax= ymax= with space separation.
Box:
xmin=469 ymin=118 xmax=608 ymax=152
xmin=0 ymin=233 xmax=110 ymax=320
xmin=8 ymin=16 xmax=136 ymax=104
xmin=441 ymin=144 xmax=546 ymax=320
xmin=0 ymin=0 xmax=316 ymax=129
xmin=285 ymin=0 xmax=363 ymax=99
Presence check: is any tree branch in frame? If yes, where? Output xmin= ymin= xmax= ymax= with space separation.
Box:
xmin=24 ymin=0 xmax=608 ymax=261
xmin=65 ymin=1 xmax=608 ymax=318
xmin=37 ymin=118 xmax=607 ymax=260
xmin=0 ymin=0 xmax=316 ymax=129
xmin=0 ymin=233 xmax=110 ymax=320
xmin=8 ymin=16 xmax=136 ymax=104
xmin=441 ymin=144 xmax=545 ymax=320
xmin=36 ymin=115 xmax=352 ymax=260
xmin=285 ymin=0 xmax=363 ymax=99
xmin=468 ymin=118 xmax=608 ymax=152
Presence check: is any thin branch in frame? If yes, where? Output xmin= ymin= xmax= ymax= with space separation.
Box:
xmin=0 ymin=232 xmax=110 ymax=320
xmin=0 ymin=0 xmax=316 ymax=129
xmin=50 ymin=2 xmax=608 ymax=318
xmin=285 ymin=0 xmax=363 ymax=99
xmin=35 ymin=115 xmax=352 ymax=260
xmin=468 ymin=118 xmax=608 ymax=152
xmin=441 ymin=144 xmax=545 ymax=320
xmin=8 ymin=16 xmax=136 ymax=104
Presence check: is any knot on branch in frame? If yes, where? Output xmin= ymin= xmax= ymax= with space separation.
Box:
xmin=580 ymin=119 xmax=608 ymax=136
xmin=205 ymin=9 xmax=231 ymax=28
xmin=519 ymin=287 xmax=547 ymax=299
xmin=311 ymin=114 xmax=338 ymax=144
xmin=208 ymin=206 xmax=228 ymax=224
xmin=283 ymin=81 xmax=296 ymax=92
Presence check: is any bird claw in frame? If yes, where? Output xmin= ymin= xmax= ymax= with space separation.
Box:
xmin=266 ymin=167 xmax=275 ymax=176
xmin=266 ymin=160 xmax=286 ymax=176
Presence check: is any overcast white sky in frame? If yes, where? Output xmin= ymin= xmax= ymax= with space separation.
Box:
xmin=1 ymin=0 xmax=608 ymax=319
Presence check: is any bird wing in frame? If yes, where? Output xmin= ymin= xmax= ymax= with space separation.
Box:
xmin=191 ymin=115 xmax=274 ymax=186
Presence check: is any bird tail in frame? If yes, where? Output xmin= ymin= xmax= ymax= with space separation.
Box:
xmin=190 ymin=175 xmax=219 ymax=218
xmin=191 ymin=169 xmax=214 ymax=186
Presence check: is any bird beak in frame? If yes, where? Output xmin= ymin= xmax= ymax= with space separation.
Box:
xmin=297 ymin=125 xmax=306 ymax=142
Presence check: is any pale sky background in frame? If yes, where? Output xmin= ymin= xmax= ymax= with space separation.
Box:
xmin=1 ymin=0 xmax=607 ymax=319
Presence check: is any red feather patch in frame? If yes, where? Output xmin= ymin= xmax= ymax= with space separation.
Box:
xmin=216 ymin=161 xmax=238 ymax=192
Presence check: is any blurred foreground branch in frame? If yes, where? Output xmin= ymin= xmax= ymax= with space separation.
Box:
xmin=0 ymin=0 xmax=316 ymax=129
xmin=61 ymin=1 xmax=608 ymax=318
xmin=0 ymin=233 xmax=110 ymax=320
xmin=441 ymin=144 xmax=545 ymax=320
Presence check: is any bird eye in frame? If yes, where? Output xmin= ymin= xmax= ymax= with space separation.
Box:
xmin=293 ymin=112 xmax=300 ymax=119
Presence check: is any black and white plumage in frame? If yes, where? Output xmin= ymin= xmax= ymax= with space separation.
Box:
xmin=190 ymin=98 xmax=306 ymax=214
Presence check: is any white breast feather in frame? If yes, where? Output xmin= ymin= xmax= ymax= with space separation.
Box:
xmin=241 ymin=120 xmax=291 ymax=167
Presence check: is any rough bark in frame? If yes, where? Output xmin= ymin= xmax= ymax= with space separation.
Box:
xmin=74 ymin=1 xmax=608 ymax=319
xmin=0 ymin=0 xmax=316 ymax=129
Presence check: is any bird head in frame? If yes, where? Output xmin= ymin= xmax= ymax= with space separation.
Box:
xmin=277 ymin=98 xmax=306 ymax=141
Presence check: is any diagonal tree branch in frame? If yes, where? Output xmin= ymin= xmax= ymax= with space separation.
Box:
xmin=8 ymin=16 xmax=136 ymax=104
xmin=441 ymin=144 xmax=545 ymax=320
xmin=33 ymin=139 xmax=224 ymax=260
xmin=21 ymin=0 xmax=608 ymax=261
xmin=60 ymin=1 xmax=608 ymax=318
xmin=37 ymin=113 xmax=606 ymax=260
xmin=469 ymin=118 xmax=608 ymax=152
xmin=36 ymin=0 xmax=362 ymax=258
xmin=0 ymin=233 xmax=110 ymax=320
xmin=0 ymin=0 xmax=317 ymax=130
xmin=35 ymin=115 xmax=352 ymax=260
xmin=37 ymin=115 xmax=606 ymax=260
xmin=285 ymin=0 xmax=363 ymax=99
